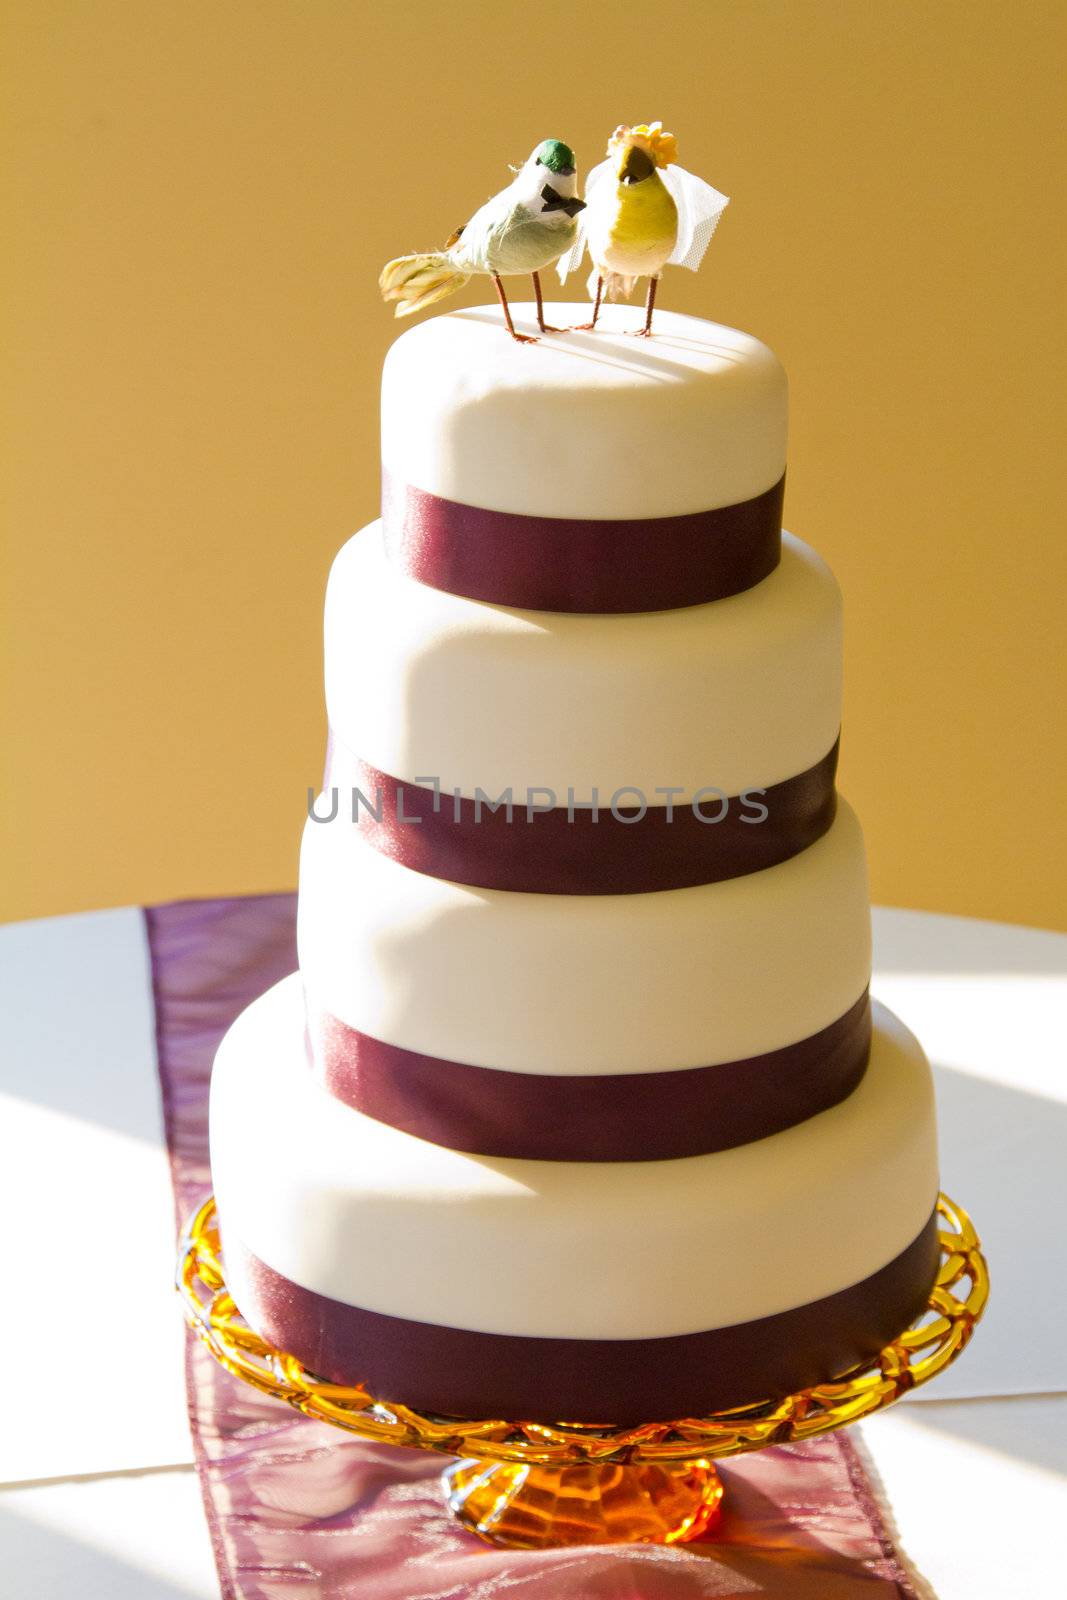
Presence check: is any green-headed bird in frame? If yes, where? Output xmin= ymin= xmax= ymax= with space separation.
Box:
xmin=379 ymin=139 xmax=585 ymax=343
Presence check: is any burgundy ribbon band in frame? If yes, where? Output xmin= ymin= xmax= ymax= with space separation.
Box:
xmin=322 ymin=738 xmax=839 ymax=896
xmin=305 ymin=990 xmax=872 ymax=1162
xmin=381 ymin=472 xmax=785 ymax=614
xmin=224 ymin=1207 xmax=940 ymax=1425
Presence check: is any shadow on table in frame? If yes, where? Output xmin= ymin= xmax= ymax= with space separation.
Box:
xmin=913 ymin=1061 xmax=1067 ymax=1409
xmin=873 ymin=907 xmax=1067 ymax=975
xmin=0 ymin=895 xmax=297 ymax=1145
xmin=0 ymin=1501 xmax=196 ymax=1600
xmin=889 ymin=1393 xmax=1067 ymax=1481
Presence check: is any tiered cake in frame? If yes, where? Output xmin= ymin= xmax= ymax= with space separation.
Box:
xmin=210 ymin=303 xmax=941 ymax=1423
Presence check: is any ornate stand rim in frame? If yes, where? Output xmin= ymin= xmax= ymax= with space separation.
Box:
xmin=176 ymin=1191 xmax=988 ymax=1470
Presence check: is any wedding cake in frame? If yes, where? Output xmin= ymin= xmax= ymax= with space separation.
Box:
xmin=210 ymin=303 xmax=941 ymax=1423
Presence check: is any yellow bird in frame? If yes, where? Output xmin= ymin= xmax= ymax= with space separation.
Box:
xmin=559 ymin=122 xmax=729 ymax=336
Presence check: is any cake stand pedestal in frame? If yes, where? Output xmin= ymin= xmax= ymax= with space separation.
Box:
xmin=177 ymin=1194 xmax=987 ymax=1549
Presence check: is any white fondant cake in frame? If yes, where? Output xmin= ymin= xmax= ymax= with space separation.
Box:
xmin=325 ymin=524 xmax=842 ymax=799
xmin=381 ymin=306 xmax=788 ymax=518
xmin=209 ymin=302 xmax=941 ymax=1420
xmin=298 ymin=800 xmax=870 ymax=1074
xmin=212 ymin=980 xmax=936 ymax=1342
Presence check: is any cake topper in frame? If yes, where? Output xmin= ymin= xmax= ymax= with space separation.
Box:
xmin=558 ymin=122 xmax=729 ymax=335
xmin=379 ymin=139 xmax=586 ymax=345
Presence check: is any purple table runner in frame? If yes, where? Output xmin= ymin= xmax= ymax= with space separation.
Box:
xmin=149 ymin=892 xmax=926 ymax=1599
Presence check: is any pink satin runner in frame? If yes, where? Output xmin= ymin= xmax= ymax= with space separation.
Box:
xmin=150 ymin=892 xmax=926 ymax=1598
xmin=322 ymin=737 xmax=840 ymax=895
xmin=381 ymin=473 xmax=785 ymax=613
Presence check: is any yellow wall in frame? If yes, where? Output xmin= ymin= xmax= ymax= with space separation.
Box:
xmin=4 ymin=2 xmax=1065 ymax=930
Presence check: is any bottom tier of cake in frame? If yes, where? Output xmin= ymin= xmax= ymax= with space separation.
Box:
xmin=210 ymin=976 xmax=940 ymax=1422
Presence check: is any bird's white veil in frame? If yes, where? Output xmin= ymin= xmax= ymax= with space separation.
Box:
xmin=558 ymin=159 xmax=729 ymax=283
xmin=556 ymin=161 xmax=610 ymax=283
xmin=662 ymin=165 xmax=730 ymax=270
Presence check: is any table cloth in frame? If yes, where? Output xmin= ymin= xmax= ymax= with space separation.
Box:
xmin=2 ymin=898 xmax=1064 ymax=1596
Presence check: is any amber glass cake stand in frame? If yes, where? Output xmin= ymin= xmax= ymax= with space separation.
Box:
xmin=177 ymin=1194 xmax=987 ymax=1549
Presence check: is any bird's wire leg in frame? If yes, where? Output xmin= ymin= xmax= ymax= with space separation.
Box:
xmin=532 ymin=272 xmax=562 ymax=333
xmin=574 ymin=276 xmax=602 ymax=332
xmin=628 ymin=276 xmax=658 ymax=338
xmin=493 ymin=274 xmax=537 ymax=343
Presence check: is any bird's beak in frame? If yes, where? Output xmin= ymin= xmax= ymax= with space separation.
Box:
xmin=618 ymin=142 xmax=655 ymax=184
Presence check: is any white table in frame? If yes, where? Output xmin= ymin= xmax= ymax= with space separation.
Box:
xmin=1 ymin=904 xmax=1064 ymax=1598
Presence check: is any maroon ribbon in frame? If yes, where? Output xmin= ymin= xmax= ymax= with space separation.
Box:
xmin=321 ymin=738 xmax=839 ymax=895
xmin=305 ymin=990 xmax=871 ymax=1162
xmin=224 ymin=1207 xmax=940 ymax=1424
xmin=381 ymin=472 xmax=785 ymax=613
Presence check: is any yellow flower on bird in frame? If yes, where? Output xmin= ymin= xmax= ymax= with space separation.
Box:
xmin=608 ymin=122 xmax=679 ymax=170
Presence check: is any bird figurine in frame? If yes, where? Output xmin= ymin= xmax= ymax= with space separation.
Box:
xmin=558 ymin=122 xmax=729 ymax=336
xmin=379 ymin=139 xmax=586 ymax=344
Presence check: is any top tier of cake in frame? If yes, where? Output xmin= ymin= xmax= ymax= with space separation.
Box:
xmin=382 ymin=304 xmax=787 ymax=520
xmin=381 ymin=305 xmax=788 ymax=614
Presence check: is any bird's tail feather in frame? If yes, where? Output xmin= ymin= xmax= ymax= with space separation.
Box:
xmin=588 ymin=268 xmax=638 ymax=303
xmin=379 ymin=253 xmax=471 ymax=318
